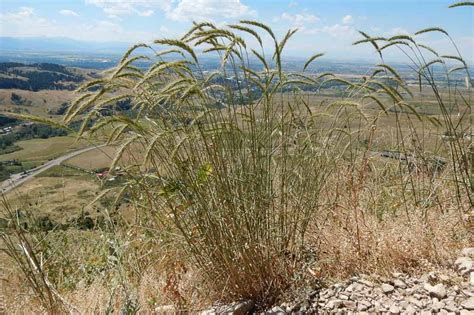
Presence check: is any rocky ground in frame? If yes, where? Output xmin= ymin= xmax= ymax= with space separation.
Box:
xmin=266 ymin=248 xmax=474 ymax=314
xmin=156 ymin=248 xmax=474 ymax=314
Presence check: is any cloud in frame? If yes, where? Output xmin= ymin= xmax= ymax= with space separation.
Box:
xmin=86 ymin=0 xmax=255 ymax=21
xmin=0 ymin=7 xmax=156 ymax=43
xmin=59 ymin=9 xmax=79 ymax=17
xmin=85 ymin=0 xmax=171 ymax=17
xmin=0 ymin=7 xmax=53 ymax=36
xmin=8 ymin=6 xmax=35 ymax=18
xmin=342 ymin=15 xmax=353 ymax=25
xmin=288 ymin=1 xmax=298 ymax=7
xmin=297 ymin=23 xmax=356 ymax=38
xmin=139 ymin=10 xmax=154 ymax=17
xmin=166 ymin=0 xmax=256 ymax=22
xmin=321 ymin=24 xmax=356 ymax=38
xmin=388 ymin=27 xmax=410 ymax=36
xmin=278 ymin=12 xmax=319 ymax=27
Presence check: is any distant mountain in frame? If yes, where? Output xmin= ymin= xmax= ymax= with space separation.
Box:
xmin=0 ymin=37 xmax=130 ymax=55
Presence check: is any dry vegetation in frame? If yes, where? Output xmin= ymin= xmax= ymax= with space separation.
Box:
xmin=0 ymin=89 xmax=75 ymax=117
xmin=1 ymin=4 xmax=473 ymax=313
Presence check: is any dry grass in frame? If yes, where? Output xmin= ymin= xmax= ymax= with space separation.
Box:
xmin=5 ymin=176 xmax=100 ymax=222
xmin=0 ymin=89 xmax=75 ymax=117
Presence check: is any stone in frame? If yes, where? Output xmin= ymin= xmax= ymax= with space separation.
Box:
xmin=460 ymin=310 xmax=473 ymax=315
xmin=339 ymin=294 xmax=349 ymax=300
xmin=461 ymin=247 xmax=474 ymax=258
xmin=420 ymin=311 xmax=431 ymax=315
xmin=358 ymin=279 xmax=374 ymax=287
xmin=357 ymin=303 xmax=369 ymax=311
xmin=405 ymin=305 xmax=417 ymax=314
xmin=429 ymin=272 xmax=438 ymax=281
xmin=461 ymin=289 xmax=474 ymax=297
xmin=222 ymin=300 xmax=254 ymax=315
xmin=389 ymin=305 xmax=400 ymax=314
xmin=461 ymin=297 xmax=474 ymax=310
xmin=424 ymin=283 xmax=447 ymax=299
xmin=455 ymin=257 xmax=473 ymax=275
xmin=382 ymin=283 xmax=395 ymax=294
xmin=432 ymin=300 xmax=445 ymax=312
xmin=407 ymin=297 xmax=423 ymax=308
xmin=444 ymin=301 xmax=458 ymax=312
xmin=327 ymin=299 xmax=343 ymax=309
xmin=343 ymin=300 xmax=356 ymax=310
xmin=419 ymin=274 xmax=429 ymax=282
xmin=470 ymin=272 xmax=474 ymax=286
xmin=393 ymin=279 xmax=407 ymax=289
xmin=393 ymin=272 xmax=405 ymax=278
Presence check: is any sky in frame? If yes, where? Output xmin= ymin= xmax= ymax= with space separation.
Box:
xmin=0 ymin=0 xmax=473 ymax=62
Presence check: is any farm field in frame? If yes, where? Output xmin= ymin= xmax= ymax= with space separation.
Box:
xmin=0 ymin=136 xmax=89 ymax=165
xmin=64 ymin=145 xmax=116 ymax=170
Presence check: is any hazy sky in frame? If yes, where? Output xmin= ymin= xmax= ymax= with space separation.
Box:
xmin=0 ymin=0 xmax=473 ymax=61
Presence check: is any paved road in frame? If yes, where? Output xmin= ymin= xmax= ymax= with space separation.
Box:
xmin=0 ymin=144 xmax=105 ymax=195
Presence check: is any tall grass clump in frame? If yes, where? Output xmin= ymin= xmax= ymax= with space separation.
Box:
xmin=62 ymin=21 xmax=347 ymax=304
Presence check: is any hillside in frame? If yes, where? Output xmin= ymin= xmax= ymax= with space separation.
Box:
xmin=0 ymin=62 xmax=98 ymax=91
xmin=0 ymin=62 xmax=104 ymax=182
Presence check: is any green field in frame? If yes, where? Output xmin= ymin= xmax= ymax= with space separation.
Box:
xmin=0 ymin=136 xmax=88 ymax=164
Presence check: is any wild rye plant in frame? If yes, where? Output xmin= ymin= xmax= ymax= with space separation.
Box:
xmin=62 ymin=21 xmax=349 ymax=303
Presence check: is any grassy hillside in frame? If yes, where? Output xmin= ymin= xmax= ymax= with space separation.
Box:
xmin=0 ymin=62 xmax=95 ymax=91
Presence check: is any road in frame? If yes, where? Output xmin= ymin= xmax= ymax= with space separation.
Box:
xmin=0 ymin=144 xmax=105 ymax=195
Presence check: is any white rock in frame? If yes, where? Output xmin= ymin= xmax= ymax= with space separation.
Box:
xmin=267 ymin=306 xmax=286 ymax=314
xmin=461 ymin=247 xmax=474 ymax=258
xmin=405 ymin=305 xmax=417 ymax=314
xmin=470 ymin=272 xmax=474 ymax=286
xmin=393 ymin=279 xmax=407 ymax=289
xmin=221 ymin=300 xmax=254 ymax=315
xmin=327 ymin=299 xmax=343 ymax=309
xmin=424 ymin=283 xmax=447 ymax=299
xmin=432 ymin=300 xmax=445 ymax=311
xmin=461 ymin=297 xmax=474 ymax=310
xmin=339 ymin=294 xmax=349 ymax=300
xmin=389 ymin=305 xmax=400 ymax=314
xmin=358 ymin=279 xmax=374 ymax=287
xmin=382 ymin=283 xmax=395 ymax=294
xmin=444 ymin=301 xmax=458 ymax=312
xmin=407 ymin=297 xmax=423 ymax=308
xmin=455 ymin=257 xmax=473 ymax=275
xmin=343 ymin=300 xmax=356 ymax=309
